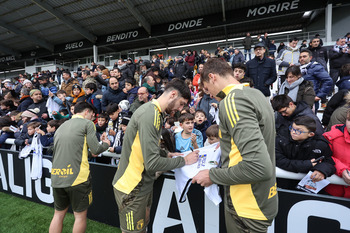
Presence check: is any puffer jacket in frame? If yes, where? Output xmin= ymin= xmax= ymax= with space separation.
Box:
xmin=276 ymin=45 xmax=300 ymax=75
xmin=246 ymin=56 xmax=277 ymax=96
xmin=302 ymin=61 xmax=333 ymax=99
xmin=336 ymin=75 xmax=350 ymax=91
xmin=323 ymin=124 xmax=350 ymax=197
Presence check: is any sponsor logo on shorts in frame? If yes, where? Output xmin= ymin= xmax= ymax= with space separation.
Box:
xmin=126 ymin=211 xmax=135 ymax=231
xmin=88 ymin=191 xmax=93 ymax=205
xmin=51 ymin=164 xmax=73 ymax=178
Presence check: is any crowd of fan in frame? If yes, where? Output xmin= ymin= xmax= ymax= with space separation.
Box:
xmin=1 ymin=31 xmax=350 ymax=198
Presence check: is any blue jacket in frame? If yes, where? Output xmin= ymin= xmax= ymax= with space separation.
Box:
xmin=40 ymin=83 xmax=57 ymax=97
xmin=101 ymin=86 xmax=127 ymax=111
xmin=127 ymin=86 xmax=139 ymax=105
xmin=40 ymin=132 xmax=55 ymax=147
xmin=246 ymin=56 xmax=277 ymax=96
xmin=232 ymin=51 xmax=245 ymax=65
xmin=302 ymin=62 xmax=333 ymax=99
xmin=336 ymin=75 xmax=350 ymax=91
xmin=86 ymin=93 xmax=102 ymax=114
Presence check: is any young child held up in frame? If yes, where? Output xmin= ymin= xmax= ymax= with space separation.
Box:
xmin=175 ymin=113 xmax=203 ymax=153
xmin=194 ymin=110 xmax=211 ymax=142
xmin=275 ymin=116 xmax=336 ymax=190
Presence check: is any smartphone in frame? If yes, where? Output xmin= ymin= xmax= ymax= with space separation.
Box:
xmin=314 ymin=156 xmax=325 ymax=163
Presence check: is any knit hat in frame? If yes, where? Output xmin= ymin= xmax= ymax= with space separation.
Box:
xmin=72 ymin=84 xmax=82 ymax=91
xmin=23 ymin=79 xmax=32 ymax=85
xmin=121 ymin=117 xmax=130 ymax=126
xmin=21 ymin=108 xmax=40 ymax=118
xmin=30 ymin=89 xmax=41 ymax=96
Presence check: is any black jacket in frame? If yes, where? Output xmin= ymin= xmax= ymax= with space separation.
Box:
xmin=329 ymin=48 xmax=350 ymax=69
xmin=174 ymin=59 xmax=189 ymax=79
xmin=275 ymin=101 xmax=324 ymax=137
xmin=101 ymin=86 xmax=127 ymax=111
xmin=27 ymin=101 xmax=48 ymax=117
xmin=246 ymin=56 xmax=277 ymax=96
xmin=276 ymin=134 xmax=335 ymax=175
xmin=17 ymin=96 xmax=34 ymax=112
xmin=309 ymin=45 xmax=329 ymax=70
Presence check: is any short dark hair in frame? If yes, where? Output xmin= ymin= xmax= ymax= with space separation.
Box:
xmin=0 ymin=99 xmax=15 ymax=109
xmin=206 ymin=124 xmax=219 ymax=138
xmin=56 ymin=90 xmax=66 ymax=95
xmin=125 ymin=78 xmax=136 ymax=86
xmin=195 ymin=109 xmax=207 ymax=118
xmin=289 ymin=37 xmax=299 ymax=43
xmin=164 ymin=78 xmax=191 ymax=102
xmin=233 ymin=63 xmax=247 ymax=72
xmin=106 ymin=103 xmax=120 ymax=115
xmin=62 ymin=71 xmax=71 ymax=77
xmin=271 ymin=94 xmax=294 ymax=111
xmin=293 ymin=116 xmax=316 ymax=133
xmin=27 ymin=121 xmax=41 ymax=129
xmin=179 ymin=113 xmax=194 ymax=123
xmin=285 ymin=65 xmax=302 ymax=77
xmin=85 ymin=83 xmax=97 ymax=92
xmin=48 ymin=120 xmax=60 ymax=129
xmin=300 ymin=49 xmax=312 ymax=57
xmin=165 ymin=117 xmax=175 ymax=127
xmin=340 ymin=63 xmax=350 ymax=77
xmin=201 ymin=58 xmax=234 ymax=84
xmin=98 ymin=112 xmax=109 ymax=121
xmin=82 ymin=70 xmax=90 ymax=76
xmin=74 ymin=102 xmax=96 ymax=114
xmin=59 ymin=109 xmax=69 ymax=116
xmin=38 ymin=75 xmax=49 ymax=81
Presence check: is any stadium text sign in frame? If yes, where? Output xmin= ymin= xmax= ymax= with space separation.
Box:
xmin=247 ymin=0 xmax=299 ymax=17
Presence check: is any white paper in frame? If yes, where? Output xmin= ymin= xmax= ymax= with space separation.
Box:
xmin=297 ymin=171 xmax=330 ymax=194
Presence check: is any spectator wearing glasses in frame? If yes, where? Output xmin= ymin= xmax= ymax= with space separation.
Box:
xmin=275 ymin=116 xmax=335 ymax=190
xmin=271 ymin=94 xmax=324 ymax=138
xmin=129 ymin=87 xmax=149 ymax=114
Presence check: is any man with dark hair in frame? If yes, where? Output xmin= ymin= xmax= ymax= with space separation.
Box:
xmin=193 ymin=58 xmax=278 ymax=233
xmin=174 ymin=56 xmax=189 ymax=79
xmin=271 ymin=94 xmax=324 ymax=137
xmin=101 ymin=77 xmax=127 ymax=112
xmin=276 ymin=37 xmax=300 ymax=87
xmin=113 ymin=78 xmax=198 ymax=233
xmin=61 ymin=71 xmax=78 ymax=96
xmin=245 ymin=43 xmax=277 ymax=97
xmin=85 ymin=83 xmax=101 ymax=114
xmin=329 ymin=37 xmax=350 ymax=89
xmin=242 ymin=32 xmax=253 ymax=60
xmin=309 ymin=37 xmax=328 ymax=71
xmin=299 ymin=49 xmax=333 ymax=112
xmin=50 ymin=101 xmax=110 ymax=233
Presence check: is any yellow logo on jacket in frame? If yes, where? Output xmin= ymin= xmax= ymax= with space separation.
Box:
xmin=51 ymin=164 xmax=74 ymax=178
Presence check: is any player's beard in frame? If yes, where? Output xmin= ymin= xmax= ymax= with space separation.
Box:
xmin=165 ymin=97 xmax=179 ymax=115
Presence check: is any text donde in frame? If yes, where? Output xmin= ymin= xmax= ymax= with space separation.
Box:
xmin=106 ymin=31 xmax=139 ymax=43
xmin=168 ymin=18 xmax=203 ymax=32
xmin=247 ymin=0 xmax=299 ymax=17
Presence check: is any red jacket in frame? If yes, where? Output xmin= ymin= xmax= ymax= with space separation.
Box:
xmin=185 ymin=55 xmax=195 ymax=67
xmin=323 ymin=124 xmax=350 ymax=197
xmin=193 ymin=73 xmax=200 ymax=92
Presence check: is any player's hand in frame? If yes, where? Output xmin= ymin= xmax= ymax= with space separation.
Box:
xmin=168 ymin=152 xmax=183 ymax=158
xmin=342 ymin=170 xmax=350 ymax=185
xmin=310 ymin=170 xmax=325 ymax=182
xmin=184 ymin=150 xmax=199 ymax=165
xmin=108 ymin=147 xmax=114 ymax=152
xmin=192 ymin=169 xmax=213 ymax=187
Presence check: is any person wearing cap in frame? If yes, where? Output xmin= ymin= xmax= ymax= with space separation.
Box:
xmin=174 ymin=56 xmax=189 ymax=80
xmin=17 ymin=87 xmax=34 ymax=112
xmin=245 ymin=43 xmax=277 ymax=98
xmin=23 ymin=79 xmax=33 ymax=89
xmin=27 ymin=89 xmax=49 ymax=120
xmin=126 ymin=58 xmax=136 ymax=76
